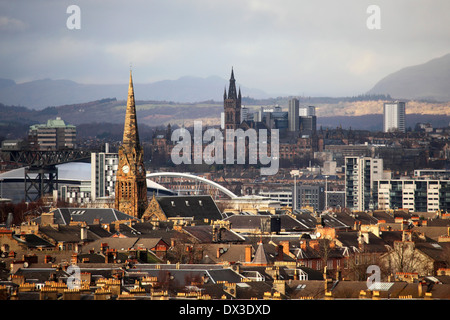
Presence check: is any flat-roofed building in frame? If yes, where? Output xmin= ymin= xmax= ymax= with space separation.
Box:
xmin=28 ymin=117 xmax=76 ymax=150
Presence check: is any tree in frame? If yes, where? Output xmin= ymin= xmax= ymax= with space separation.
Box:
xmin=381 ymin=240 xmax=433 ymax=276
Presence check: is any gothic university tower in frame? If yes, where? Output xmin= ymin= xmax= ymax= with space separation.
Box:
xmin=115 ymin=71 xmax=148 ymax=218
xmin=223 ymin=68 xmax=242 ymax=130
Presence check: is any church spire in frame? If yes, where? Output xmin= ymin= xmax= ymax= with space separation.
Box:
xmin=122 ymin=70 xmax=140 ymax=150
xmin=227 ymin=67 xmax=237 ymax=100
xmin=115 ymin=70 xmax=147 ymax=219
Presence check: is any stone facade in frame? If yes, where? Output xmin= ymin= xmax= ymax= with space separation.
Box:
xmin=115 ymin=71 xmax=148 ymax=218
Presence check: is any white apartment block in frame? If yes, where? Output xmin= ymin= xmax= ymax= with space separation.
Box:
xmin=90 ymin=151 xmax=119 ymax=201
xmin=345 ymin=156 xmax=384 ymax=211
xmin=383 ymin=102 xmax=406 ymax=133
xmin=374 ymin=179 xmax=450 ymax=212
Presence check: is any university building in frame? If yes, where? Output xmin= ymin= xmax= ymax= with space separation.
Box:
xmin=28 ymin=117 xmax=76 ymax=150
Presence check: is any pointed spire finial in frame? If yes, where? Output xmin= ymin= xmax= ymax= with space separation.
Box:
xmin=227 ymin=67 xmax=237 ymax=99
xmin=123 ymin=70 xmax=139 ymax=148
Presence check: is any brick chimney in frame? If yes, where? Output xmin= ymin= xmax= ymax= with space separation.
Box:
xmin=80 ymin=223 xmax=87 ymax=241
xmin=244 ymin=245 xmax=252 ymax=263
xmin=40 ymin=212 xmax=54 ymax=226
xmin=273 ymin=280 xmax=286 ymax=295
xmin=418 ymin=281 xmax=423 ymax=297
xmin=279 ymin=241 xmax=290 ymax=255
xmin=358 ymin=231 xmax=369 ymax=244
xmin=100 ymin=243 xmax=109 ymax=254
xmin=276 ymin=245 xmax=284 ymax=261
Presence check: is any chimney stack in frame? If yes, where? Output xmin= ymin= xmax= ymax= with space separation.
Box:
xmin=40 ymin=212 xmax=55 ymax=226
xmin=244 ymin=245 xmax=252 ymax=263
xmin=80 ymin=224 xmax=87 ymax=241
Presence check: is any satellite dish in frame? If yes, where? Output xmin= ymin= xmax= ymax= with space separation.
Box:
xmin=23 ymin=262 xmax=29 ymax=268
xmin=316 ymin=232 xmax=321 ymax=238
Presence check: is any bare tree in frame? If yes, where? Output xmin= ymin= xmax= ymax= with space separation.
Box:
xmin=381 ymin=241 xmax=433 ymax=275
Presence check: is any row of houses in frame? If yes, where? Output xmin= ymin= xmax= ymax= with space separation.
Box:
xmin=1 ymin=195 xmax=450 ymax=300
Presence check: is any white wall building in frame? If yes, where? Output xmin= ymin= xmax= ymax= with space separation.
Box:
xmin=383 ymin=102 xmax=406 ymax=133
xmin=345 ymin=156 xmax=384 ymax=211
xmin=90 ymin=151 xmax=119 ymax=201
xmin=374 ymin=179 xmax=450 ymax=212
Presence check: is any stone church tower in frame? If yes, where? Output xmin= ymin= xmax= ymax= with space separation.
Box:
xmin=223 ymin=68 xmax=242 ymax=130
xmin=115 ymin=71 xmax=148 ymax=218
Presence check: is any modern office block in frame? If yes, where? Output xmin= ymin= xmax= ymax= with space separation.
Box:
xmin=28 ymin=117 xmax=76 ymax=150
xmin=293 ymin=184 xmax=325 ymax=212
xmin=288 ymin=98 xmax=299 ymax=132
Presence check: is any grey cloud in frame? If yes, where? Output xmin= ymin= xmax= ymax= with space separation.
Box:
xmin=0 ymin=0 xmax=449 ymax=97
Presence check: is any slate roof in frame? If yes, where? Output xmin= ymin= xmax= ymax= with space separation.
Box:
xmin=128 ymin=264 xmax=244 ymax=287
xmin=319 ymin=213 xmax=351 ymax=229
xmin=38 ymin=225 xmax=99 ymax=243
xmin=415 ymin=242 xmax=450 ymax=263
xmin=201 ymin=281 xmax=274 ymax=300
xmin=379 ymin=231 xmax=403 ymax=246
xmin=13 ymin=268 xmax=68 ymax=284
xmin=12 ymin=234 xmax=54 ymax=249
xmin=251 ymin=242 xmax=269 ymax=265
xmin=156 ymin=195 xmax=223 ymax=220
xmin=182 ymin=225 xmax=245 ymax=243
xmin=225 ymin=214 xmax=311 ymax=232
xmin=286 ymin=280 xmax=328 ymax=299
xmin=415 ymin=226 xmax=450 ymax=241
xmin=335 ymin=230 xmax=389 ymax=253
xmin=33 ymin=208 xmax=137 ymax=225
xmin=292 ymin=212 xmax=320 ymax=230
xmin=372 ymin=210 xmax=396 ymax=223
xmin=84 ymin=237 xmax=140 ymax=252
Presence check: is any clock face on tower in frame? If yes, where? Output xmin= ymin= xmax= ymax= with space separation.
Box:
xmin=122 ymin=165 xmax=130 ymax=174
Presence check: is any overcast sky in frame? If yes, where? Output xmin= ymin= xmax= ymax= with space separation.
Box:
xmin=0 ymin=0 xmax=449 ymax=97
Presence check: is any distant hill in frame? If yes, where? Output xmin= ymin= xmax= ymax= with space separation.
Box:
xmin=0 ymin=76 xmax=269 ymax=110
xmin=317 ymin=114 xmax=450 ymax=131
xmin=367 ymin=53 xmax=450 ymax=102
xmin=1 ymin=97 xmax=448 ymax=135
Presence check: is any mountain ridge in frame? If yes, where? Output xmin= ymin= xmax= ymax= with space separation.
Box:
xmin=0 ymin=75 xmax=269 ymax=110
xmin=368 ymin=53 xmax=450 ymax=102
